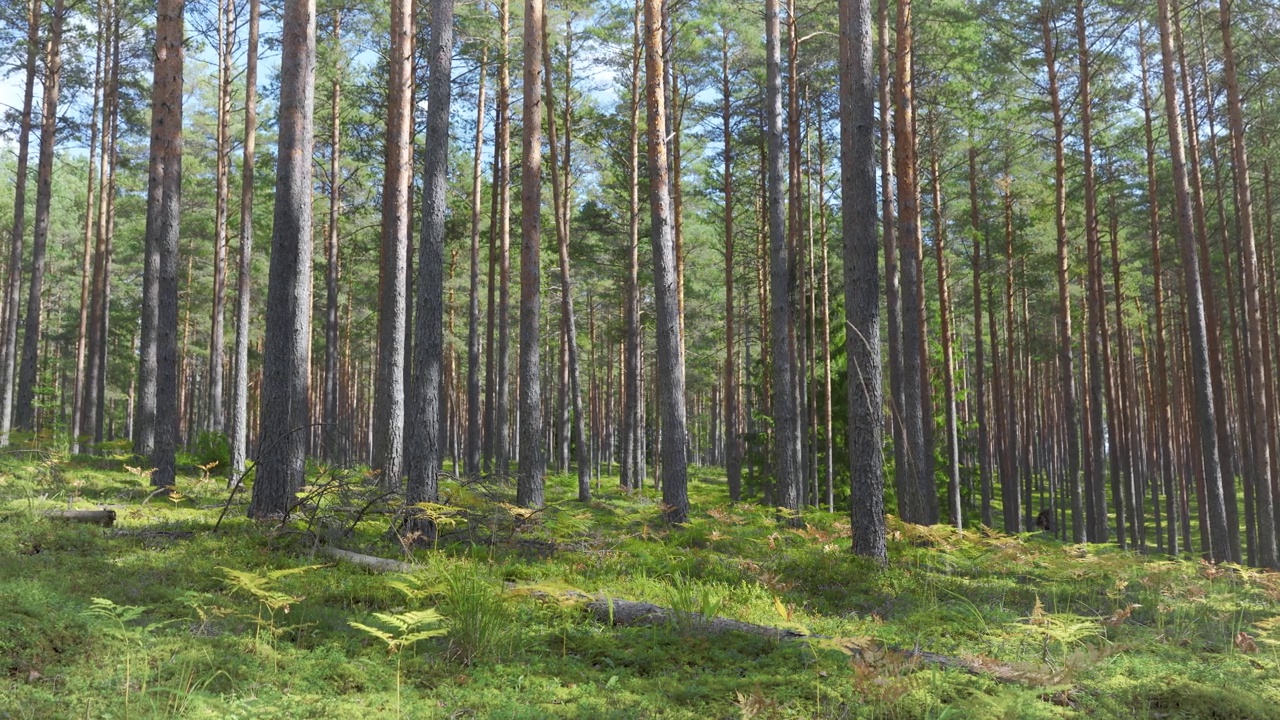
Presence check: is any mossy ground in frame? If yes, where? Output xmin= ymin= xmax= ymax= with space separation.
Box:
xmin=2 ymin=443 xmax=1278 ymax=719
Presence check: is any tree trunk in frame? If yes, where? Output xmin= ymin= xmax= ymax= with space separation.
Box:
xmin=840 ymin=0 xmax=885 ymax=561
xmin=720 ymin=26 xmax=741 ymax=502
xmin=1219 ymin=0 xmax=1276 ymax=567
xmin=928 ymin=119 xmax=961 ymax=529
xmin=0 ymin=0 xmax=39 ymax=447
xmin=621 ymin=0 xmax=643 ymax=491
xmin=207 ymin=0 xmax=234 ymax=436
xmin=15 ymin=0 xmax=66 ymax=432
xmin=516 ymin=0 xmax=546 ymax=509
xmin=72 ymin=7 xmax=104 ymax=452
xmin=542 ymin=18 xmax=589 ymax=502
xmin=323 ymin=13 xmax=342 ymax=460
xmin=643 ymin=0 xmax=689 ymax=524
xmin=465 ymin=50 xmax=488 ymax=479
xmin=250 ymin=0 xmax=314 ymax=515
xmin=406 ymin=0 xmax=455 ymax=533
xmin=766 ymin=0 xmax=801 ymax=520
xmin=230 ymin=0 xmax=259 ymax=477
xmin=1154 ymin=0 xmax=1231 ymax=561
xmin=494 ymin=0 xmax=513 ymax=476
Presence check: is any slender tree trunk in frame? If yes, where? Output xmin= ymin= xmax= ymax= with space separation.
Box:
xmin=323 ymin=12 xmax=342 ymax=459
xmin=1154 ymin=0 xmax=1231 ymax=561
xmin=928 ymin=120 xmax=961 ymax=529
xmin=72 ymin=11 xmax=104 ymax=451
xmin=207 ymin=0 xmax=234 ymax=436
xmin=494 ymin=0 xmax=513 ymax=475
xmin=15 ymin=0 xmax=67 ymax=432
xmin=720 ymin=27 xmax=741 ymax=502
xmin=840 ymin=0 xmax=885 ymax=560
xmin=766 ymin=0 xmax=801 ymax=519
xmin=1219 ymin=0 xmax=1276 ymax=567
xmin=542 ymin=19 xmax=589 ymax=501
xmin=1041 ymin=6 xmax=1083 ymax=542
xmin=621 ymin=0 xmax=643 ymax=491
xmin=373 ymin=0 xmax=414 ymax=486
xmin=516 ymin=0 xmax=546 ymax=508
xmin=465 ymin=50 xmax=488 ymax=479
xmin=0 ymin=0 xmax=39 ymax=447
xmin=406 ymin=0 xmax=455 ymax=533
xmin=643 ymin=0 xmax=689 ymax=523
xmin=968 ymin=144 xmax=992 ymax=527
xmin=250 ymin=0 xmax=314 ymax=514
xmin=231 ymin=0 xmax=259 ymax=477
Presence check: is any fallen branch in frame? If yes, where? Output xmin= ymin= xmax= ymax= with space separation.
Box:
xmin=43 ymin=509 xmax=116 ymax=526
xmin=317 ymin=545 xmax=417 ymax=573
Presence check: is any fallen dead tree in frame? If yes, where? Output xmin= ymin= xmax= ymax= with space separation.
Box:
xmin=515 ymin=585 xmax=1031 ymax=684
xmin=42 ymin=509 xmax=116 ymax=526
xmin=317 ymin=545 xmax=418 ymax=573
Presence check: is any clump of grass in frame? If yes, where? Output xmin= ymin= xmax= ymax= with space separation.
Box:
xmin=439 ymin=568 xmax=513 ymax=665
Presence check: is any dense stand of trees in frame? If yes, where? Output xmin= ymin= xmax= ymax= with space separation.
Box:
xmin=5 ymin=0 xmax=1280 ymax=565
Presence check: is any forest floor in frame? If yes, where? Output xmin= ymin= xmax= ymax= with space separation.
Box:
xmin=2 ymin=444 xmax=1279 ymax=719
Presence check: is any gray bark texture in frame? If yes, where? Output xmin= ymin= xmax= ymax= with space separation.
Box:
xmin=230 ymin=0 xmax=259 ymax=476
xmin=407 ymin=0 xmax=454 ymax=532
xmin=839 ymin=0 xmax=886 ymax=562
xmin=373 ymin=0 xmax=414 ymax=487
xmin=516 ymin=0 xmax=546 ymax=509
xmin=644 ymin=0 xmax=689 ymax=524
xmin=250 ymin=0 xmax=315 ymax=517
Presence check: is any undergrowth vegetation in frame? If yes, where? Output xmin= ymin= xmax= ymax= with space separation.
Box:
xmin=2 ymin=444 xmax=1279 ymax=718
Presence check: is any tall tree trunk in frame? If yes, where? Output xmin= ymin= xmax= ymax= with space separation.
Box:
xmin=323 ymin=12 xmax=342 ymax=460
xmin=0 ymin=0 xmax=39 ymax=447
xmin=720 ymin=26 xmax=741 ymax=501
xmin=373 ymin=0 xmax=414 ymax=486
xmin=1075 ymin=0 xmax=1107 ymax=542
xmin=406 ymin=0 xmax=455 ymax=532
xmin=15 ymin=0 xmax=66 ymax=432
xmin=644 ymin=0 xmax=689 ymax=523
xmin=494 ymin=0 xmax=513 ymax=475
xmin=766 ymin=0 xmax=801 ymax=519
xmin=465 ymin=50 xmax=488 ymax=479
xmin=968 ymin=144 xmax=992 ymax=527
xmin=621 ymin=0 xmax=643 ymax=491
xmin=249 ymin=0 xmax=314 ymax=515
xmin=516 ymin=0 xmax=546 ymax=508
xmin=143 ymin=0 xmax=184 ymax=487
xmin=542 ymin=18 xmax=589 ymax=501
xmin=840 ymin=0 xmax=885 ymax=560
xmin=1219 ymin=0 xmax=1276 ymax=567
xmin=1154 ymin=0 xmax=1231 ymax=561
xmin=892 ymin=0 xmax=932 ymax=524
xmin=231 ymin=0 xmax=259 ymax=477
xmin=928 ymin=118 xmax=961 ymax=529
xmin=72 ymin=9 xmax=104 ymax=451
xmin=1041 ymin=5 xmax=1083 ymax=542
xmin=207 ymin=0 xmax=234 ymax=436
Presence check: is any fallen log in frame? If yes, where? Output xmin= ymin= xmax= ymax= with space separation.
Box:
xmin=515 ymin=585 xmax=1030 ymax=683
xmin=42 ymin=509 xmax=116 ymax=526
xmin=317 ymin=546 xmax=417 ymax=573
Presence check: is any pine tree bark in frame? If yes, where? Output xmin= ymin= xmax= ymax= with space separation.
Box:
xmin=1219 ymin=0 xmax=1276 ymax=568
xmin=1041 ymin=6 xmax=1083 ymax=542
xmin=207 ymin=0 xmax=234 ymax=436
xmin=373 ymin=0 xmax=413 ymax=487
xmin=323 ymin=12 xmax=342 ymax=460
xmin=406 ymin=0 xmax=455 ymax=531
xmin=968 ymin=144 xmax=992 ymax=528
xmin=621 ymin=0 xmax=643 ymax=491
xmin=465 ymin=50 xmax=488 ymax=479
xmin=0 ymin=0 xmax=38 ymax=446
xmin=542 ymin=18 xmax=590 ymax=502
xmin=840 ymin=0 xmax=885 ymax=561
xmin=928 ymin=123 xmax=961 ymax=529
xmin=643 ymin=0 xmax=689 ymax=523
xmin=720 ymin=26 xmax=741 ymax=502
xmin=72 ymin=10 xmax=104 ymax=451
xmin=15 ymin=0 xmax=67 ymax=432
xmin=1154 ymin=0 xmax=1231 ymax=561
xmin=249 ymin=0 xmax=314 ymax=515
xmin=766 ymin=0 xmax=802 ymax=519
xmin=494 ymin=0 xmax=513 ymax=475
xmin=230 ymin=0 xmax=259 ymax=477
xmin=516 ymin=0 xmax=546 ymax=509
